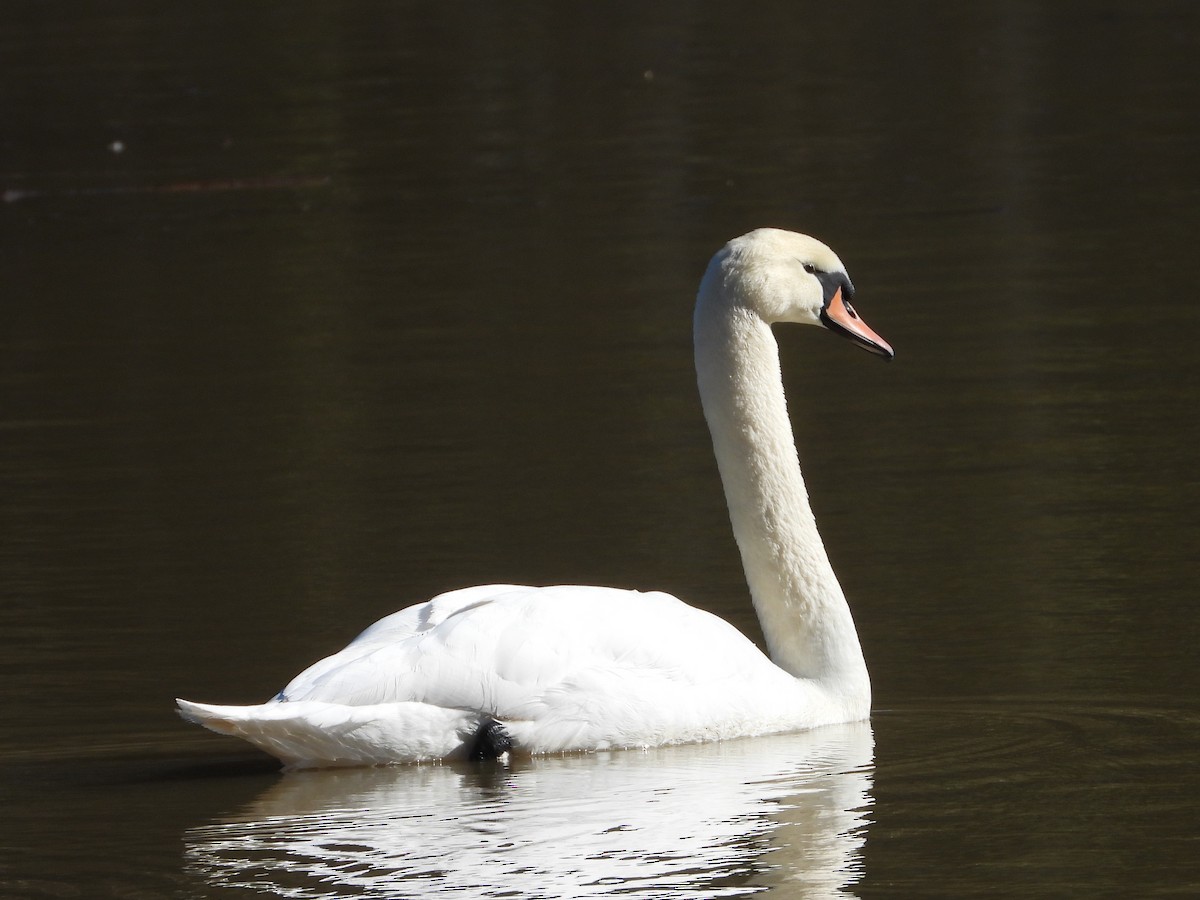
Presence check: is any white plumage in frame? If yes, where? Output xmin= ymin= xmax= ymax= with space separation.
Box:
xmin=178 ymin=229 xmax=894 ymax=768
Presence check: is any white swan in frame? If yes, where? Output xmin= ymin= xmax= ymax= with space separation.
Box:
xmin=177 ymin=228 xmax=894 ymax=768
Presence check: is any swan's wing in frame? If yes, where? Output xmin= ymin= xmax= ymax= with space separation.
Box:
xmin=273 ymin=584 xmax=781 ymax=721
xmin=348 ymin=583 xmax=532 ymax=644
xmin=272 ymin=584 xmax=531 ymax=703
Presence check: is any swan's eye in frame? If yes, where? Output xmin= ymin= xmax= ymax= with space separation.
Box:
xmin=802 ymin=263 xmax=817 ymax=274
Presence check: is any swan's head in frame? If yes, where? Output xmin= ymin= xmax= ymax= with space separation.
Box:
xmin=704 ymin=228 xmax=894 ymax=359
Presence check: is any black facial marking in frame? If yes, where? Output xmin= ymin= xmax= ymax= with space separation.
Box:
xmin=814 ymin=269 xmax=855 ymax=308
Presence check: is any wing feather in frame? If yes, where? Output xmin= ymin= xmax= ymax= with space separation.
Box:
xmin=274 ymin=584 xmax=787 ymax=729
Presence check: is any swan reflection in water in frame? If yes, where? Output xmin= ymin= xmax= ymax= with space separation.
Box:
xmin=184 ymin=722 xmax=873 ymax=899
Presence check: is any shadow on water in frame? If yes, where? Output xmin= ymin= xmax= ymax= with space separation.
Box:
xmin=182 ymin=725 xmax=875 ymax=899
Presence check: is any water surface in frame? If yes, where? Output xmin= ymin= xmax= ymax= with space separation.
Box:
xmin=2 ymin=1 xmax=1199 ymax=897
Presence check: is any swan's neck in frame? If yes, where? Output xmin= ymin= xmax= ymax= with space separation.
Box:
xmin=694 ymin=288 xmax=869 ymax=702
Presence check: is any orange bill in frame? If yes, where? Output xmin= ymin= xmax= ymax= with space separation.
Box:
xmin=821 ymin=288 xmax=894 ymax=359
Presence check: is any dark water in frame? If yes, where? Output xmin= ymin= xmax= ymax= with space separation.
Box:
xmin=3 ymin=2 xmax=1199 ymax=897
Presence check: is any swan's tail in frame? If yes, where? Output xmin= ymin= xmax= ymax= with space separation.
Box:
xmin=177 ymin=698 xmax=261 ymax=735
xmin=176 ymin=698 xmax=480 ymax=768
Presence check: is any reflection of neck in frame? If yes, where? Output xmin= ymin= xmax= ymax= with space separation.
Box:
xmin=693 ymin=286 xmax=869 ymax=708
xmin=752 ymin=726 xmax=876 ymax=898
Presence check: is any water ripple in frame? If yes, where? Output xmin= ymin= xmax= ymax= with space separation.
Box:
xmin=184 ymin=724 xmax=875 ymax=899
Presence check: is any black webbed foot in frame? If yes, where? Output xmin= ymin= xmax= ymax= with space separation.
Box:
xmin=468 ymin=716 xmax=514 ymax=761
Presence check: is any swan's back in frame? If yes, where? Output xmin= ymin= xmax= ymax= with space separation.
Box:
xmin=279 ymin=585 xmax=793 ymax=713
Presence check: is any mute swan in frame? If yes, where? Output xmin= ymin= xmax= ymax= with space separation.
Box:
xmin=177 ymin=228 xmax=893 ymax=768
